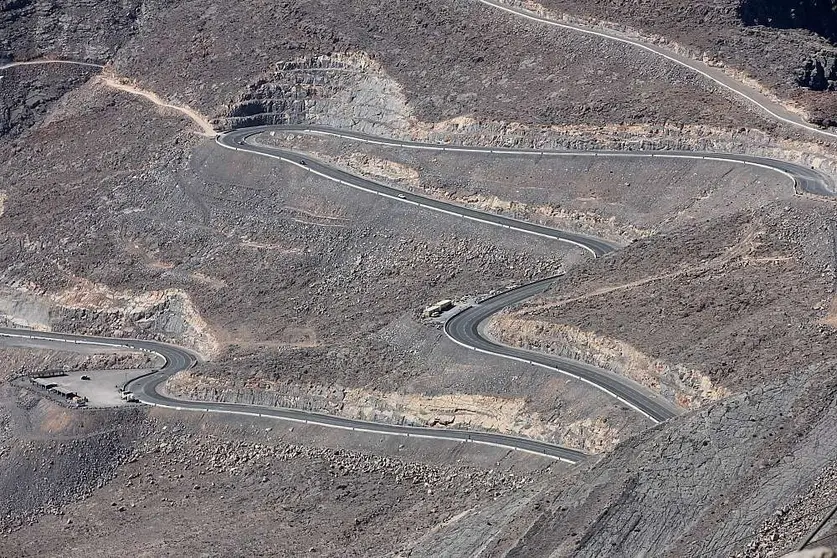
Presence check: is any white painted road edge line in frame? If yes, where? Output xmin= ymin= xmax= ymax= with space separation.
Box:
xmin=0 ymin=330 xmax=576 ymax=462
xmin=218 ymin=137 xmax=602 ymax=257
xmin=442 ymin=326 xmax=659 ymax=423
xmin=143 ymin=400 xmax=573 ymax=462
xmin=0 ymin=332 xmax=127 ymax=350
xmin=290 ymin=128 xmax=802 ymax=196
xmin=474 ymin=0 xmax=837 ymax=141
xmin=223 ymin=127 xmax=817 ymax=424
xmin=0 ymin=59 xmax=105 ymax=71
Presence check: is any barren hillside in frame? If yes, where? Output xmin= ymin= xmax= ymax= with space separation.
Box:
xmin=2 ymin=0 xmax=837 ymax=556
xmin=536 ymin=0 xmax=837 ymax=126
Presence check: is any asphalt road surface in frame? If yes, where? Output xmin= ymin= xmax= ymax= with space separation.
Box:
xmin=218 ymin=125 xmax=834 ymax=423
xmin=223 ymin=125 xmax=835 ymax=197
xmin=3 ymin=29 xmax=835 ymax=460
xmin=443 ymin=277 xmax=682 ymax=422
xmin=2 ymin=123 xmax=832 ymax=462
xmin=219 ymin=127 xmax=620 ymax=256
xmin=0 ymin=328 xmax=586 ymax=463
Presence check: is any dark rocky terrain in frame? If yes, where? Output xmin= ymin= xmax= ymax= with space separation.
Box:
xmin=0 ymin=381 xmax=553 ymax=556
xmin=739 ymin=0 xmax=837 ymax=44
xmin=0 ymin=64 xmax=99 ymax=138
xmin=0 ymin=0 xmax=790 ymax=133
xmin=492 ymin=199 xmax=837 ymax=401
xmin=537 ymin=0 xmax=837 ymax=126
xmin=2 ymin=0 xmax=837 ymax=556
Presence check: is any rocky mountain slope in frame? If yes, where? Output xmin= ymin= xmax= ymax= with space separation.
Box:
xmin=2 ymin=0 xmax=837 ymax=556
xmin=405 ymin=356 xmax=837 ymax=556
xmin=739 ymin=0 xmax=837 ymax=44
xmin=536 ymin=0 xmax=837 ymax=126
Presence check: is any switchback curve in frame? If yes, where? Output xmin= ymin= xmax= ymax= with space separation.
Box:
xmin=0 ymin=328 xmax=586 ymax=463
xmin=2 ymin=37 xmax=835 ymax=462
xmin=217 ymin=125 xmax=834 ymax=422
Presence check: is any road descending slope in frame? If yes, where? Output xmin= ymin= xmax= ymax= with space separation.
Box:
xmin=443 ymin=277 xmax=682 ymax=422
xmin=2 ymin=26 xmax=836 ymax=462
xmin=0 ymin=328 xmax=587 ymax=463
xmin=476 ymin=0 xmax=837 ymax=141
xmin=2 ymin=121 xmax=833 ymax=462
xmin=1 ymin=115 xmax=833 ymax=463
xmin=218 ymin=125 xmax=834 ymax=421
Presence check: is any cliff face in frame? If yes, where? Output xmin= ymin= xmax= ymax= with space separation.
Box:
xmin=216 ymin=53 xmax=411 ymax=134
xmin=798 ymin=55 xmax=837 ymax=92
xmin=5 ymin=0 xmax=779 ymax=131
xmin=400 ymin=360 xmax=837 ymax=557
xmin=4 ymin=0 xmax=834 ymax=130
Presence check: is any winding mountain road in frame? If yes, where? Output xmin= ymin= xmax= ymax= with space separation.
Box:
xmin=218 ymin=125 xmax=834 ymax=425
xmin=226 ymin=125 xmax=835 ymax=197
xmin=0 ymin=328 xmax=587 ymax=463
xmin=443 ymin=277 xmax=681 ymax=422
xmin=2 ymin=2 xmax=837 ymax=463
xmin=4 ymin=123 xmax=831 ymax=460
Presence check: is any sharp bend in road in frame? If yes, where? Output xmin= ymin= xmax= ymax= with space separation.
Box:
xmin=0 ymin=328 xmax=586 ymax=463
xmin=4 ymin=34 xmax=836 ymax=460
xmin=1 ymin=123 xmax=832 ymax=462
xmin=232 ymin=125 xmax=834 ymax=197
xmin=217 ymin=125 xmax=834 ymax=424
xmin=443 ymin=277 xmax=683 ymax=422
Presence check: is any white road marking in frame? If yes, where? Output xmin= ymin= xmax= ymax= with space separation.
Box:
xmin=475 ymin=0 xmax=837 ymax=141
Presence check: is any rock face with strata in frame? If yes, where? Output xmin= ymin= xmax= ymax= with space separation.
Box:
xmin=216 ymin=53 xmax=411 ymax=135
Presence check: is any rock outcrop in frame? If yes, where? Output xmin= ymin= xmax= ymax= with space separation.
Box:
xmin=798 ymin=54 xmax=837 ymax=91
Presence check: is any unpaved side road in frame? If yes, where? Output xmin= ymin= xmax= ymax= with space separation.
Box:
xmin=98 ymin=76 xmax=216 ymax=136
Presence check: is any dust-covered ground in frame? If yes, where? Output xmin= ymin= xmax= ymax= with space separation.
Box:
xmin=491 ymin=198 xmax=837 ymax=406
xmin=0 ymin=345 xmax=151 ymax=378
xmin=3 ymin=0 xmax=837 ymax=555
xmin=0 ymin=380 xmax=559 ymax=557
xmin=261 ymin=130 xmax=793 ymax=243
